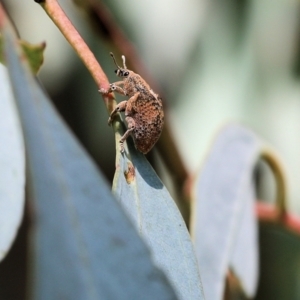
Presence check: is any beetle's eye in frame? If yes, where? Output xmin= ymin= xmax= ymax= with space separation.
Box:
xmin=114 ymin=70 xmax=118 ymax=74
xmin=124 ymin=71 xmax=129 ymax=76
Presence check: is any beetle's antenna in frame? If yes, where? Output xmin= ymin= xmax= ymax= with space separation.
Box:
xmin=110 ymin=52 xmax=121 ymax=69
xmin=121 ymin=55 xmax=127 ymax=69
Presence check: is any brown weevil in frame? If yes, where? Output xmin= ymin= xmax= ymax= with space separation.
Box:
xmin=105 ymin=52 xmax=164 ymax=154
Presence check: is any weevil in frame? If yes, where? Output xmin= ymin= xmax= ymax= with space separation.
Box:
xmin=105 ymin=52 xmax=164 ymax=154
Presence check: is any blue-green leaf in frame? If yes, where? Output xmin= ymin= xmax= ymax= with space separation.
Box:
xmin=0 ymin=65 xmax=25 ymax=261
xmin=112 ymin=131 xmax=205 ymax=300
xmin=191 ymin=124 xmax=261 ymax=300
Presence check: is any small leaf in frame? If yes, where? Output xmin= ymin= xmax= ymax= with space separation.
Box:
xmin=112 ymin=131 xmax=205 ymax=300
xmin=20 ymin=39 xmax=45 ymax=74
xmin=1 ymin=10 xmax=178 ymax=300
xmin=0 ymin=34 xmax=45 ymax=74
xmin=0 ymin=64 xmax=25 ymax=262
xmin=191 ymin=124 xmax=263 ymax=300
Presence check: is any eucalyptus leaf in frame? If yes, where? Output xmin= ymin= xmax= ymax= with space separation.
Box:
xmin=0 ymin=65 xmax=25 ymax=262
xmin=191 ymin=124 xmax=261 ymax=300
xmin=112 ymin=132 xmax=205 ymax=300
xmin=1 ymin=12 xmax=178 ymax=300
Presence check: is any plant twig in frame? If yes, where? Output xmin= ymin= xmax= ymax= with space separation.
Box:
xmin=0 ymin=4 xmax=7 ymax=29
xmin=34 ymin=0 xmax=115 ymax=113
xmin=260 ymin=147 xmax=287 ymax=220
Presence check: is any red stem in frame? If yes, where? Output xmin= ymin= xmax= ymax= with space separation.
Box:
xmin=38 ymin=0 xmax=115 ymax=112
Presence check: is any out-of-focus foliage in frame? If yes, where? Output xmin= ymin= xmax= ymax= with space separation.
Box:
xmin=191 ymin=124 xmax=287 ymax=299
xmin=256 ymin=221 xmax=300 ymax=300
xmin=169 ymin=0 xmax=300 ymax=215
xmin=0 ymin=65 xmax=25 ymax=262
xmin=191 ymin=125 xmax=261 ymax=299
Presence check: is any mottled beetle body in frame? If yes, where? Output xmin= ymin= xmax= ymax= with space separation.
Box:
xmin=107 ymin=53 xmax=164 ymax=154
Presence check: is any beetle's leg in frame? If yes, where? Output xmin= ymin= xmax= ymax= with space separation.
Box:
xmin=110 ymin=81 xmax=126 ymax=95
xmin=99 ymin=81 xmax=125 ymax=95
xmin=108 ymin=100 xmax=127 ymax=125
xmin=119 ymin=116 xmax=136 ymax=153
xmin=117 ymin=92 xmax=140 ymax=152
xmin=111 ymin=81 xmax=124 ymax=87
xmin=125 ymin=92 xmax=140 ymax=115
xmin=99 ymin=81 xmax=124 ymax=95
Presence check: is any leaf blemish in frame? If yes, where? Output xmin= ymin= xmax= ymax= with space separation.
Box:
xmin=124 ymin=162 xmax=135 ymax=184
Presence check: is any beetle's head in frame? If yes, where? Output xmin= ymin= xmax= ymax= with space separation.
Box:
xmin=110 ymin=52 xmax=129 ymax=78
